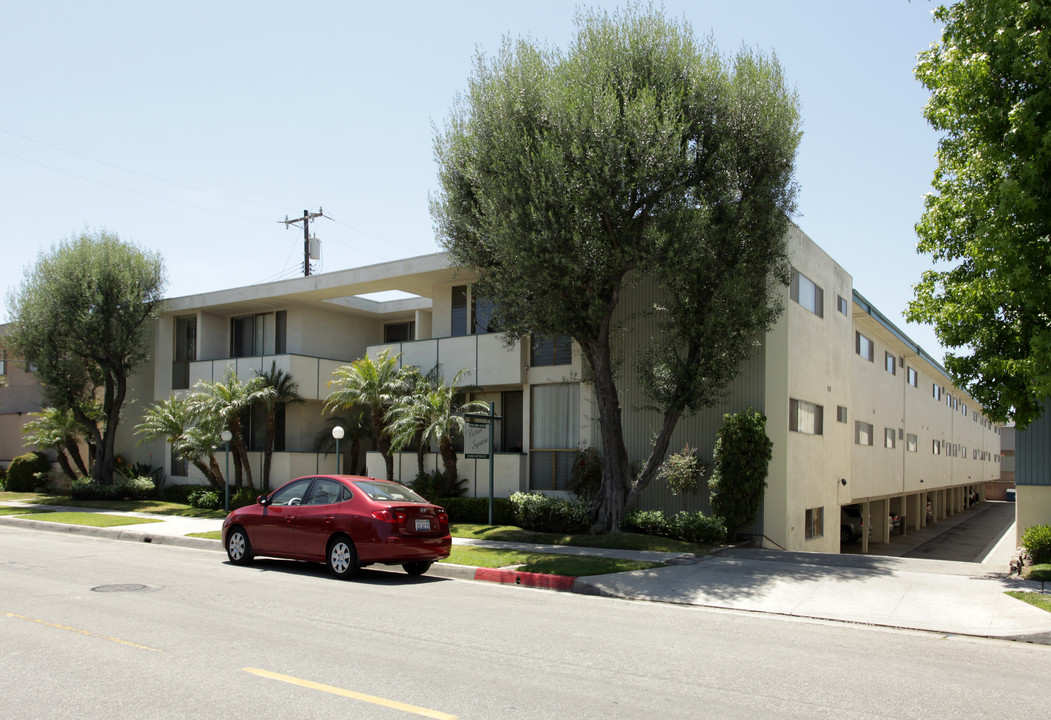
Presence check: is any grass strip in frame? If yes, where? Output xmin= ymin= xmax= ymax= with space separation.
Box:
xmin=188 ymin=531 xmax=222 ymax=540
xmin=442 ymin=545 xmax=663 ymax=577
xmin=0 ymin=492 xmax=225 ymax=518
xmin=1006 ymin=590 xmax=1051 ymax=613
xmin=451 ymin=523 xmax=704 ymax=554
xmin=0 ymin=507 xmax=44 ymax=516
xmin=19 ymin=512 xmax=164 ymax=528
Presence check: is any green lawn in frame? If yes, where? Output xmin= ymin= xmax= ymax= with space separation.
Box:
xmin=442 ymin=545 xmax=662 ymax=576
xmin=0 ymin=491 xmax=225 ymax=518
xmin=450 ymin=523 xmax=706 ymax=554
xmin=19 ymin=512 xmax=164 ymax=528
xmin=1006 ymin=591 xmax=1051 ymax=613
xmin=0 ymin=507 xmax=42 ymax=516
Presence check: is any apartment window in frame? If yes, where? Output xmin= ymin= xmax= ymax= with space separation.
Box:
xmin=789 ymin=399 xmax=824 ymax=435
xmin=837 ymin=295 xmax=848 ymax=316
xmin=973 ymin=410 xmax=978 ymax=422
xmin=170 ymin=447 xmax=188 ymax=477
xmin=962 ymin=445 xmax=967 ymax=459
xmin=451 ymin=285 xmax=469 ymax=337
xmin=933 ymin=384 xmax=942 ymax=401
xmin=907 ymin=433 xmax=918 ymax=452
xmin=836 ymin=406 xmax=848 ymax=423
xmin=856 ymin=332 xmax=874 ymax=362
xmin=907 ymin=367 xmax=918 ymax=387
xmin=961 ymin=402 xmax=967 ymax=416
xmin=529 ymin=384 xmax=579 ymax=490
xmin=790 ymin=268 xmax=824 ymax=317
xmin=933 ymin=439 xmax=941 ymax=455
xmin=884 ymin=351 xmax=896 ymax=375
xmin=855 ymin=421 xmax=873 ymax=446
xmin=500 ymin=390 xmax=524 ymax=452
xmin=172 ymin=315 xmax=197 ymax=390
xmin=232 ymin=314 xmax=264 ymax=357
xmin=473 ymin=296 xmax=500 ymax=335
xmin=884 ymin=427 xmax=896 ymax=449
xmin=531 ymin=335 xmax=572 ymax=367
xmin=275 ymin=310 xmax=287 ymax=354
xmin=805 ymin=507 xmax=824 ymax=540
xmin=384 ymin=321 xmax=416 ymax=343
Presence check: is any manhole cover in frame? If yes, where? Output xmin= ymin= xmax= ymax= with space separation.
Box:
xmin=91 ymin=584 xmax=149 ymax=593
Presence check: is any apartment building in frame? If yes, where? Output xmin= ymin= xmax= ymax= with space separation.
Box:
xmin=0 ymin=224 xmax=1005 ymax=553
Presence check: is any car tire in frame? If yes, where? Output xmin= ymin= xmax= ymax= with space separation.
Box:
xmin=226 ymin=526 xmax=254 ymax=565
xmin=840 ymin=526 xmax=852 ymax=545
xmin=402 ymin=561 xmax=433 ymax=576
xmin=327 ymin=536 xmax=359 ymax=580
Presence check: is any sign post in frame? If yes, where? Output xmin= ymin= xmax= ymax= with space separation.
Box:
xmin=464 ymin=403 xmax=501 ymax=525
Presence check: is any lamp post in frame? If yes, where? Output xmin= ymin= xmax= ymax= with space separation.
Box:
xmin=332 ymin=426 xmax=344 ymax=475
xmin=221 ymin=429 xmax=233 ymax=512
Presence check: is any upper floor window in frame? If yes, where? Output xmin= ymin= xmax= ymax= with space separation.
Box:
xmin=531 ymin=335 xmax=572 ymax=367
xmin=451 ymin=285 xmax=469 ymax=337
xmin=855 ymin=421 xmax=873 ymax=446
xmin=907 ymin=433 xmax=918 ymax=452
xmin=452 ymin=285 xmax=499 ymax=337
xmin=790 ymin=269 xmax=823 ymax=318
xmin=933 ymin=384 xmax=942 ymax=401
xmin=836 ymin=406 xmax=848 ymax=423
xmin=907 ymin=367 xmax=918 ymax=387
xmin=837 ymin=295 xmax=849 ymax=316
xmin=789 ymin=398 xmax=824 ymax=435
xmin=172 ymin=315 xmax=197 ymax=390
xmin=884 ymin=427 xmax=896 ymax=449
xmin=932 ymin=439 xmax=941 ymax=455
xmin=884 ymin=351 xmax=896 ymax=375
xmin=231 ymin=311 xmax=286 ymax=358
xmin=384 ymin=321 xmax=416 ymax=343
xmin=856 ymin=332 xmax=874 ymax=362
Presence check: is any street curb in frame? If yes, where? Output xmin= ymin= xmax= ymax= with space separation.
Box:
xmin=0 ymin=515 xmax=224 ymax=552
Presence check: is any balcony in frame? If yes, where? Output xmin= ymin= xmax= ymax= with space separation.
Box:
xmin=369 ymin=334 xmax=524 ymax=387
xmin=182 ymin=354 xmax=351 ymax=400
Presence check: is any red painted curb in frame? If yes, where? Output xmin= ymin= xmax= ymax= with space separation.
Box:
xmin=473 ymin=567 xmax=576 ymax=591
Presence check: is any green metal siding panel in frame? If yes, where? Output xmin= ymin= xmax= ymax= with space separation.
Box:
xmin=1018 ymin=398 xmax=1051 ymax=486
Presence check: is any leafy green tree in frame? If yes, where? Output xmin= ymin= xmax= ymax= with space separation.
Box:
xmin=324 ymin=349 xmax=408 ymax=481
xmin=432 ymin=6 xmax=800 ymax=530
xmin=255 ymin=362 xmax=304 ymax=491
xmin=708 ymin=409 xmax=772 ymax=540
xmin=386 ymin=368 xmax=489 ymax=486
xmin=908 ymin=0 xmax=1051 ymax=427
xmin=6 ymin=230 xmax=166 ymax=483
xmin=189 ymin=369 xmax=274 ymax=488
xmin=22 ymin=407 xmax=90 ymax=482
xmin=136 ymin=395 xmax=225 ymax=489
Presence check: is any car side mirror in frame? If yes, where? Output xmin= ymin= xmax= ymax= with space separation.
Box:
xmin=257 ymin=495 xmax=270 ymax=507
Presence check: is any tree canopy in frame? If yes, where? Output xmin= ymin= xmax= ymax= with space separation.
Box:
xmin=432 ymin=5 xmax=800 ymax=529
xmin=6 ymin=230 xmax=166 ymax=483
xmin=908 ymin=0 xmax=1051 ymax=427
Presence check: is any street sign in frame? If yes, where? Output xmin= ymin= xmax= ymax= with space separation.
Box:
xmin=465 ymin=421 xmax=490 ymax=459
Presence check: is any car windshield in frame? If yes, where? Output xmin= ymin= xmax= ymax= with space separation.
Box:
xmin=352 ymin=480 xmax=429 ymax=503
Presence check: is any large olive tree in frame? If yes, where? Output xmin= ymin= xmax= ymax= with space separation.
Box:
xmin=432 ymin=6 xmax=800 ymax=530
xmin=7 ymin=230 xmax=166 ymax=483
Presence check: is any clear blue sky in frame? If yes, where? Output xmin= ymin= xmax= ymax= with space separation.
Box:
xmin=1 ymin=1 xmax=950 ymax=359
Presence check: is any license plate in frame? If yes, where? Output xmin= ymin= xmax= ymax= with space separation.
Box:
xmin=415 ymin=518 xmax=431 ymax=532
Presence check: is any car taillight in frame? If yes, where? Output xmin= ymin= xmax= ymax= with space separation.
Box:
xmin=436 ymin=508 xmax=449 ymax=528
xmin=371 ymin=508 xmax=408 ymax=525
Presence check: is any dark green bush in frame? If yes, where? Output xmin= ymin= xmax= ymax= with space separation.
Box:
xmin=69 ymin=476 xmax=156 ymax=501
xmin=1022 ymin=524 xmax=1051 ymax=565
xmin=231 ymin=487 xmax=259 ymax=510
xmin=187 ymin=488 xmax=221 ymax=510
xmin=566 ymin=447 xmax=603 ymax=502
xmin=410 ymin=469 xmax=467 ymax=499
xmin=709 ymin=409 xmax=772 ymax=540
xmin=622 ymin=508 xmax=725 ymax=546
xmin=434 ymin=496 xmax=513 ymax=525
xmin=508 ymin=491 xmax=590 ymax=534
xmin=162 ymin=483 xmax=210 ymax=504
xmin=7 ymin=451 xmax=51 ymax=492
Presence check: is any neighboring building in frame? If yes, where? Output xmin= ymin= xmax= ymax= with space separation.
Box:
xmin=1015 ymin=402 xmax=1051 ymax=545
xmin=987 ymin=423 xmax=1015 ymax=500
xmin=0 ymin=225 xmax=1005 ymax=553
xmin=0 ymin=329 xmax=46 ymax=466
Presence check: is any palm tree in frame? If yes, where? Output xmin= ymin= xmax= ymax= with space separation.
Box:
xmin=387 ymin=367 xmax=432 ymax=477
xmin=255 ymin=362 xmax=304 ymax=491
xmin=22 ymin=407 xmax=89 ymax=482
xmin=324 ymin=349 xmax=407 ymax=481
xmin=312 ymin=411 xmax=372 ymax=475
xmin=189 ymin=369 xmax=275 ymax=489
xmin=136 ymin=395 xmax=225 ymax=489
xmin=387 ymin=369 xmax=489 ymax=487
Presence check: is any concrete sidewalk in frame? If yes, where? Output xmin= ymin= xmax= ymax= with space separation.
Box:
xmin=3 ymin=499 xmax=1050 ymax=643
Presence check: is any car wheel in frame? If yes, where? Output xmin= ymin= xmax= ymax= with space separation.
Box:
xmin=402 ymin=561 xmax=433 ymax=576
xmin=226 ymin=526 xmax=254 ymax=564
xmin=327 ymin=536 xmax=359 ymax=580
xmin=840 ymin=526 xmax=852 ymax=544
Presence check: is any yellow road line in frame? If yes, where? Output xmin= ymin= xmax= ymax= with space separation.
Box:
xmin=243 ymin=667 xmax=458 ymax=720
xmin=3 ymin=611 xmax=163 ymax=653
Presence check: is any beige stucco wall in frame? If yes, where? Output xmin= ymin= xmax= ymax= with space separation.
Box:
xmin=1017 ymin=485 xmax=1051 ymax=545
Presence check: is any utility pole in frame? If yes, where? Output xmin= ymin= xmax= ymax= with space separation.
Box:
xmin=280 ymin=208 xmax=324 ymax=276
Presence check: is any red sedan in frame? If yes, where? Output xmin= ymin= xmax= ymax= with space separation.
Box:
xmin=221 ymin=475 xmax=451 ymax=579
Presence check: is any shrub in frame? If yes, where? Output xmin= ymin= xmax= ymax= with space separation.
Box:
xmin=1022 ymin=524 xmax=1051 ymax=565
xmin=7 ymin=451 xmax=51 ymax=492
xmin=231 ymin=487 xmax=259 ymax=510
xmin=70 ymin=478 xmax=111 ymax=500
xmin=69 ymin=475 xmax=156 ymax=501
xmin=508 ymin=491 xmax=590 ymax=534
xmin=567 ymin=447 xmax=603 ymax=502
xmin=709 ymin=409 xmax=772 ymax=540
xmin=187 ymin=488 xmax=221 ymax=510
xmin=659 ymin=445 xmax=705 ymax=497
xmin=621 ymin=509 xmax=670 ymax=537
xmin=162 ymin=483 xmax=210 ymax=504
xmin=434 ymin=496 xmax=513 ymax=525
xmin=410 ymin=469 xmax=467 ymax=500
xmin=622 ymin=508 xmax=725 ymax=546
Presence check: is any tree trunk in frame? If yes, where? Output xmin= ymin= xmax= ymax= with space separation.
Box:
xmin=230 ymin=416 xmax=253 ymax=489
xmin=56 ymin=451 xmax=78 ymax=483
xmin=582 ymin=333 xmax=632 ymax=532
xmin=372 ymin=408 xmax=394 ymax=481
xmin=263 ymin=411 xmax=275 ymax=492
xmin=415 ymin=427 xmax=426 ymax=477
xmin=439 ymin=436 xmax=457 ymax=486
xmin=208 ymin=454 xmax=225 ymax=489
xmin=195 ymin=458 xmax=221 ymax=490
xmin=64 ymin=435 xmax=88 ymax=477
xmin=350 ymin=438 xmax=361 ymax=476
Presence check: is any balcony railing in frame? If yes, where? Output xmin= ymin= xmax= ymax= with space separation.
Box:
xmin=369 ymin=334 xmax=524 ymax=387
xmin=179 ymin=354 xmax=352 ymax=400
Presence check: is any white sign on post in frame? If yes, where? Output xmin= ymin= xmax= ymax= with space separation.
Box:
xmin=465 ymin=421 xmax=490 ymax=459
